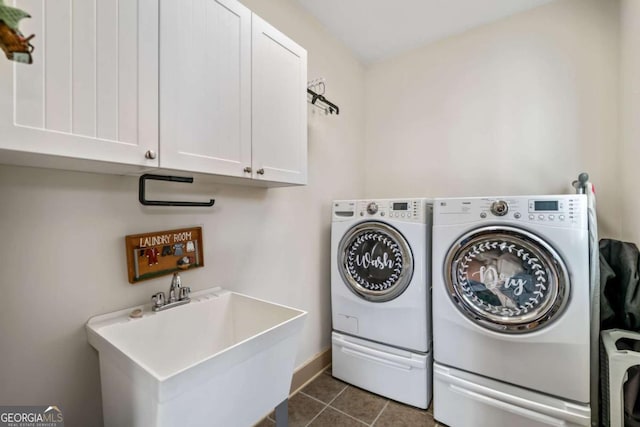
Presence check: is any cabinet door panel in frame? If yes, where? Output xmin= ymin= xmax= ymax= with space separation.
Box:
xmin=0 ymin=0 xmax=158 ymax=167
xmin=117 ymin=0 xmax=139 ymax=144
xmin=160 ymin=0 xmax=251 ymax=176
xmin=71 ymin=0 xmax=96 ymax=137
xmin=96 ymin=0 xmax=118 ymax=141
xmin=138 ymin=0 xmax=159 ymax=152
xmin=14 ymin=0 xmax=43 ymax=129
xmin=252 ymin=15 xmax=307 ymax=185
xmin=44 ymin=0 xmax=72 ymax=133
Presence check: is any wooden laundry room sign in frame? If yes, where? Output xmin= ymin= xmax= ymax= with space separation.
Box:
xmin=125 ymin=226 xmax=204 ymax=284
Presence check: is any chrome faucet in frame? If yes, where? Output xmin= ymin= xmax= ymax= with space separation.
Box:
xmin=169 ymin=272 xmax=181 ymax=302
xmin=152 ymin=273 xmax=191 ymax=312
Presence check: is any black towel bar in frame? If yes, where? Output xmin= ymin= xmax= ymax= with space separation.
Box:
xmin=138 ymin=174 xmax=215 ymax=207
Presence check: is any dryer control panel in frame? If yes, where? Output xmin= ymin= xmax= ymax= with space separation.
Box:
xmin=434 ymin=195 xmax=587 ymax=229
xmin=333 ymin=199 xmax=432 ymax=223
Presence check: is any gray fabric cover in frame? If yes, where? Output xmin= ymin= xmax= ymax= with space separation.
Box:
xmin=600 ymin=239 xmax=640 ymax=331
xmin=600 ymin=239 xmax=640 ymax=426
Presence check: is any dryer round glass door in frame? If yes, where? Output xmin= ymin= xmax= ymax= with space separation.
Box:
xmin=445 ymin=226 xmax=570 ymax=333
xmin=338 ymin=221 xmax=414 ymax=302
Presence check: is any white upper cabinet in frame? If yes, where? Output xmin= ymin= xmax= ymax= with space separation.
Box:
xmin=0 ymin=0 xmax=307 ymax=186
xmin=251 ymin=15 xmax=307 ymax=185
xmin=159 ymin=2 xmax=308 ymax=185
xmin=159 ymin=0 xmax=252 ymax=178
xmin=0 ymin=0 xmax=159 ymax=168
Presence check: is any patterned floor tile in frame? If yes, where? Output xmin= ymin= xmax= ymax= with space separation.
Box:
xmin=330 ymin=386 xmax=388 ymax=424
xmin=269 ymin=392 xmax=326 ymax=427
xmin=302 ymin=372 xmax=348 ymax=404
xmin=373 ymin=400 xmax=436 ymax=426
xmin=308 ymin=407 xmax=368 ymax=426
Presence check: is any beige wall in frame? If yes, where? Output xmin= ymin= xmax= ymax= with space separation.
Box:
xmin=364 ymin=0 xmax=621 ymax=238
xmin=620 ymin=0 xmax=640 ymax=244
xmin=0 ymin=0 xmax=630 ymax=425
xmin=0 ymin=0 xmax=365 ymax=425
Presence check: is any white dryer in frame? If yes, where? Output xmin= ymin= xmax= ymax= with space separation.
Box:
xmin=432 ymin=195 xmax=591 ymax=427
xmin=331 ymin=198 xmax=433 ymax=409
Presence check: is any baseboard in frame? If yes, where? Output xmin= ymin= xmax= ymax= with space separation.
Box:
xmin=289 ymin=347 xmax=332 ymax=394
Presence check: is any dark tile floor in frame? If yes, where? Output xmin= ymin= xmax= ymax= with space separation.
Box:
xmin=255 ymin=368 xmax=444 ymax=427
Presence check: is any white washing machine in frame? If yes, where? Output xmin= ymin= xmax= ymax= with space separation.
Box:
xmin=432 ymin=195 xmax=591 ymax=427
xmin=331 ymin=198 xmax=433 ymax=409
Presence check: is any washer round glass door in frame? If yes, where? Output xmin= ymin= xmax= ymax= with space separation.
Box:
xmin=338 ymin=221 xmax=414 ymax=302
xmin=445 ymin=226 xmax=570 ymax=333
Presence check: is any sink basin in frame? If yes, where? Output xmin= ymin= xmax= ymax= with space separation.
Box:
xmin=87 ymin=287 xmax=307 ymax=427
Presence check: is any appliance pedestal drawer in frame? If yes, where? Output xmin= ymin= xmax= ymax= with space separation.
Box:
xmin=332 ymin=332 xmax=432 ymax=409
xmin=434 ymin=363 xmax=590 ymax=427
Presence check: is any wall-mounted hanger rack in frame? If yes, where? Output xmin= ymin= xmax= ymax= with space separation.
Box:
xmin=307 ymin=89 xmax=340 ymax=115
xmin=307 ymin=78 xmax=340 ymax=115
xmin=138 ymin=174 xmax=215 ymax=207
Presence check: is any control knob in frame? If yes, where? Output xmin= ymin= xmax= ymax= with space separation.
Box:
xmin=366 ymin=202 xmax=379 ymax=215
xmin=490 ymin=200 xmax=509 ymax=216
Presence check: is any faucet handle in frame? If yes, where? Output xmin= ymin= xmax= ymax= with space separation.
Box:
xmin=171 ymin=272 xmax=181 ymax=288
xmin=152 ymin=292 xmax=165 ymax=308
xmin=179 ymin=286 xmax=191 ymax=301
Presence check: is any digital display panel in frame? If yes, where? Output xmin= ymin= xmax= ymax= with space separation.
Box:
xmin=534 ymin=201 xmax=558 ymax=211
xmin=393 ymin=202 xmax=408 ymax=210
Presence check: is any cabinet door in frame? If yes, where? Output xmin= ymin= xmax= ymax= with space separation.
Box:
xmin=252 ymin=15 xmax=307 ymax=185
xmin=160 ymin=0 xmax=252 ymax=177
xmin=0 ymin=0 xmax=159 ymax=168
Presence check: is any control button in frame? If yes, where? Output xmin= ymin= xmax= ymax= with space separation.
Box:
xmin=380 ymin=212 xmax=385 ymax=216
xmin=514 ymin=212 xmax=521 ymax=219
xmin=559 ymin=215 xmax=565 ymax=221
xmin=401 ymin=213 xmax=405 ymax=218
xmin=366 ymin=202 xmax=379 ymax=215
xmin=538 ymin=215 xmax=545 ymax=220
xmin=360 ymin=212 xmax=364 ymax=216
xmin=549 ymin=215 xmax=555 ymax=220
xmin=480 ymin=212 xmax=487 ymax=218
xmin=490 ymin=200 xmax=509 ymax=216
xmin=529 ymin=214 xmax=535 ymax=220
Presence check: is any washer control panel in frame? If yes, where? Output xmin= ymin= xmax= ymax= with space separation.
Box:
xmin=525 ymin=198 xmax=577 ymax=223
xmin=333 ymin=199 xmax=431 ymax=223
xmin=434 ymin=195 xmax=587 ymax=228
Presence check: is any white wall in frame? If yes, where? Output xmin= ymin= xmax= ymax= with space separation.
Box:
xmin=620 ymin=0 xmax=640 ymax=244
xmin=0 ymin=0 xmax=629 ymax=425
xmin=364 ymin=0 xmax=621 ymax=239
xmin=0 ymin=0 xmax=365 ymax=424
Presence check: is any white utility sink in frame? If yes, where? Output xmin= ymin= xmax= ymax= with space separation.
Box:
xmin=87 ymin=287 xmax=307 ymax=427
